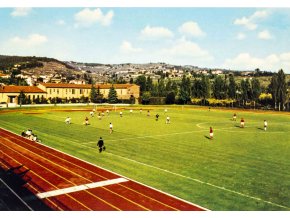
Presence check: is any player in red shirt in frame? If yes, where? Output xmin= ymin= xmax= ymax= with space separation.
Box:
xmin=209 ymin=127 xmax=213 ymax=139
xmin=240 ymin=118 xmax=245 ymax=128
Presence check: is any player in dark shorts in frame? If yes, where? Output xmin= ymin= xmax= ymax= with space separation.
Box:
xmin=97 ymin=137 xmax=105 ymax=153
xmin=155 ymin=114 xmax=159 ymax=121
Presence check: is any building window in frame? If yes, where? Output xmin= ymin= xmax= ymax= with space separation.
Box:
xmin=80 ymin=89 xmax=83 ymax=94
xmin=72 ymin=89 xmax=75 ymax=94
xmin=57 ymin=89 xmax=59 ymax=94
xmin=50 ymin=89 xmax=52 ymax=94
xmin=53 ymin=89 xmax=55 ymax=93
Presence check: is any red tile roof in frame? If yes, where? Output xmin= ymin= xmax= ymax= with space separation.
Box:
xmin=39 ymin=83 xmax=137 ymax=89
xmin=0 ymin=86 xmax=46 ymax=93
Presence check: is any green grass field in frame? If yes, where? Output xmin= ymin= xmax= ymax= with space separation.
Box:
xmin=0 ymin=105 xmax=290 ymax=211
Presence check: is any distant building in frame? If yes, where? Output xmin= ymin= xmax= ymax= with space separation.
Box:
xmin=37 ymin=83 xmax=140 ymax=101
xmin=0 ymin=85 xmax=46 ymax=105
xmin=0 ymin=83 xmax=140 ymax=105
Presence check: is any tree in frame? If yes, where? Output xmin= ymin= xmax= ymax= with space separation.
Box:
xmin=240 ymin=79 xmax=251 ymax=104
xmin=166 ymin=91 xmax=176 ymax=104
xmin=178 ymin=75 xmax=191 ymax=104
xmin=135 ymin=75 xmax=147 ymax=93
xmin=141 ymin=91 xmax=151 ymax=104
xmin=96 ymin=86 xmax=103 ymax=103
xmin=251 ymin=78 xmax=261 ymax=101
xmin=157 ymin=78 xmax=166 ymax=97
xmin=108 ymin=86 xmax=118 ymax=103
xmin=129 ymin=77 xmax=134 ymax=84
xmin=276 ymin=69 xmax=287 ymax=110
xmin=90 ymin=83 xmax=98 ymax=103
xmin=212 ymin=76 xmax=226 ymax=99
xmin=18 ymin=90 xmax=26 ymax=106
xmin=171 ymin=81 xmax=178 ymax=95
xmin=146 ymin=76 xmax=154 ymax=92
xmin=228 ymin=74 xmax=236 ymax=99
xmin=201 ymin=75 xmax=211 ymax=99
xmin=268 ymin=74 xmax=278 ymax=109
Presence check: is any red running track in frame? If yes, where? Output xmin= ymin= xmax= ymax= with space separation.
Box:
xmin=0 ymin=127 xmax=206 ymax=211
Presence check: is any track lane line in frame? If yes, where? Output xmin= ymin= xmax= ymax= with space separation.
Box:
xmin=0 ymin=128 xmax=206 ymax=211
xmin=0 ymin=129 xmax=187 ymax=211
xmin=0 ymin=151 xmax=65 ymax=210
xmin=0 ymin=134 xmax=147 ymax=211
xmin=0 ymin=140 xmax=98 ymax=211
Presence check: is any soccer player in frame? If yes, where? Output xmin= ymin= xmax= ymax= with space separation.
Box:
xmin=240 ymin=118 xmax=245 ymax=128
xmin=98 ymin=113 xmax=101 ymax=120
xmin=147 ymin=110 xmax=150 ymax=116
xmin=166 ymin=116 xmax=170 ymax=124
xmin=130 ymin=109 xmax=133 ymax=114
xmin=120 ymin=111 xmax=123 ymax=117
xmin=65 ymin=117 xmax=71 ymax=124
xmin=155 ymin=114 xmax=159 ymax=121
xmin=97 ymin=137 xmax=105 ymax=153
xmin=264 ymin=120 xmax=268 ymax=131
xmin=85 ymin=117 xmax=89 ymax=125
xmin=209 ymin=127 xmax=213 ymax=140
xmin=140 ymin=108 xmax=142 ymax=114
xmin=106 ymin=109 xmax=110 ymax=115
xmin=164 ymin=108 xmax=168 ymax=113
xmin=233 ymin=113 xmax=237 ymax=121
xmin=109 ymin=122 xmax=113 ymax=134
xmin=90 ymin=111 xmax=94 ymax=117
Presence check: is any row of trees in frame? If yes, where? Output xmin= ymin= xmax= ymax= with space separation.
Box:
xmin=135 ymin=69 xmax=289 ymax=110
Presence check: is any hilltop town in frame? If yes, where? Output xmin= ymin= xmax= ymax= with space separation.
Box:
xmin=0 ymin=55 xmax=276 ymax=87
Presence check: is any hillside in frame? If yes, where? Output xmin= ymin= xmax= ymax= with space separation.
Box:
xmin=0 ymin=55 xmax=77 ymax=73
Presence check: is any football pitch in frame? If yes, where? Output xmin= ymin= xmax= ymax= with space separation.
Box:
xmin=0 ymin=105 xmax=289 ymax=211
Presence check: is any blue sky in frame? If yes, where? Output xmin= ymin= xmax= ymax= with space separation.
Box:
xmin=0 ymin=7 xmax=290 ymax=72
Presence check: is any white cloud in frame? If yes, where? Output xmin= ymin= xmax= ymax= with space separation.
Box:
xmin=140 ymin=25 xmax=173 ymax=40
xmin=237 ymin=33 xmax=246 ymax=40
xmin=120 ymin=41 xmax=142 ymax=54
xmin=11 ymin=8 xmax=32 ymax=17
xmin=258 ymin=30 xmax=272 ymax=40
xmin=74 ymin=8 xmax=114 ymax=27
xmin=222 ymin=52 xmax=290 ymax=72
xmin=56 ymin=20 xmax=66 ymax=26
xmin=162 ymin=38 xmax=212 ymax=61
xmin=178 ymin=21 xmax=206 ymax=37
xmin=234 ymin=10 xmax=269 ymax=30
xmin=10 ymin=34 xmax=48 ymax=47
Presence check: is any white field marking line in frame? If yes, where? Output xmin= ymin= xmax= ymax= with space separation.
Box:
xmin=82 ymin=130 xmax=206 ymax=145
xmin=1 ymin=128 xmax=208 ymax=211
xmin=0 ymin=178 xmax=34 ymax=211
xmin=37 ymin=178 xmax=128 ymax=199
xmin=71 ymin=141 xmax=290 ymax=210
xmin=196 ymin=122 xmax=288 ymax=133
xmin=104 ymin=152 xmax=290 ymax=210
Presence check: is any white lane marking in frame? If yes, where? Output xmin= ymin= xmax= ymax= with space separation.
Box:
xmin=36 ymin=178 xmax=128 ymax=199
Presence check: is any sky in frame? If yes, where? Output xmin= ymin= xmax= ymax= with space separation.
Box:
xmin=0 ymin=7 xmax=290 ymax=72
